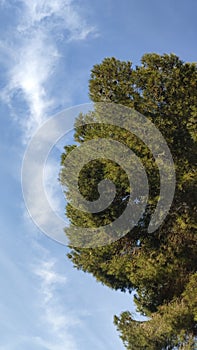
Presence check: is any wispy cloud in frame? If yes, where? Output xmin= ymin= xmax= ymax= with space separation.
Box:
xmin=0 ymin=0 xmax=97 ymax=243
xmin=0 ymin=0 xmax=97 ymax=140
xmin=0 ymin=4 xmax=97 ymax=345
xmin=0 ymin=248 xmax=80 ymax=350
xmin=44 ymin=158 xmax=65 ymax=219
xmin=3 ymin=35 xmax=58 ymax=139
xmin=18 ymin=0 xmax=96 ymax=41
xmin=34 ymin=259 xmax=66 ymax=302
xmin=32 ymin=257 xmax=79 ymax=350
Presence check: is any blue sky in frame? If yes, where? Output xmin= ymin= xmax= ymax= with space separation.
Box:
xmin=0 ymin=0 xmax=196 ymax=349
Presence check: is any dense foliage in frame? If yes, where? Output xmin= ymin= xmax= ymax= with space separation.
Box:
xmin=60 ymin=53 xmax=197 ymax=349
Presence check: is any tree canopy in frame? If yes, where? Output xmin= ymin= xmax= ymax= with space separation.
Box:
xmin=60 ymin=53 xmax=197 ymax=349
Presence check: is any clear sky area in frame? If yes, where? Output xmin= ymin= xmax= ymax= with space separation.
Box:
xmin=0 ymin=1 xmax=196 ymax=349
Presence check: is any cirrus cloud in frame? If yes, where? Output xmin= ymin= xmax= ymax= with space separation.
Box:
xmin=0 ymin=0 xmax=98 ymax=140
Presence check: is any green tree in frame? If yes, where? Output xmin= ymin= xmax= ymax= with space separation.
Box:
xmin=60 ymin=53 xmax=197 ymax=349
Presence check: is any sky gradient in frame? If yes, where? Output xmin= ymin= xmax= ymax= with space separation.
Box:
xmin=0 ymin=0 xmax=196 ymax=349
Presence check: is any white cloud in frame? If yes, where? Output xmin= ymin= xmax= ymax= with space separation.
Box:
xmin=44 ymin=158 xmax=65 ymax=219
xmin=22 ymin=136 xmax=69 ymax=244
xmin=0 ymin=0 xmax=98 ymax=242
xmin=32 ymin=257 xmax=79 ymax=350
xmin=29 ymin=336 xmax=77 ymax=350
xmin=0 ymin=0 xmax=97 ymax=140
xmin=0 ymin=3 xmax=100 ymax=346
xmin=3 ymin=35 xmax=58 ymax=140
xmin=34 ymin=259 xmax=66 ymax=302
xmin=18 ymin=0 xmax=96 ymax=41
xmin=0 ymin=255 xmax=79 ymax=350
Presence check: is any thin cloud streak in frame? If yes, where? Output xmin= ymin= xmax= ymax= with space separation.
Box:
xmin=0 ymin=0 xmax=97 ymax=140
xmin=18 ymin=0 xmax=96 ymax=41
xmin=44 ymin=158 xmax=66 ymax=221
xmin=0 ymin=2 xmax=98 ymax=348
xmin=3 ymin=35 xmax=58 ymax=140
xmin=33 ymin=257 xmax=79 ymax=350
xmin=0 ymin=0 xmax=97 ymax=240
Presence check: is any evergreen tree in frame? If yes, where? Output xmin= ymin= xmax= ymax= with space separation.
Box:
xmin=60 ymin=53 xmax=197 ymax=349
